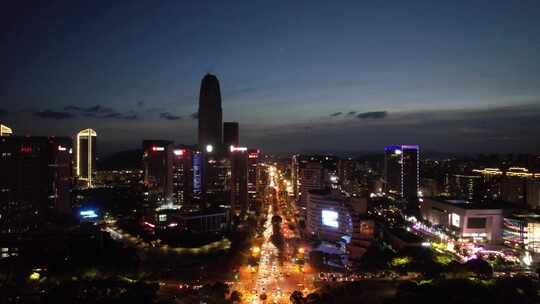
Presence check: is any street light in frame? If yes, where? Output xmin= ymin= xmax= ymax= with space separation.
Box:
xmin=252 ymin=246 xmax=261 ymax=256
xmin=206 ymin=144 xmax=213 ymax=153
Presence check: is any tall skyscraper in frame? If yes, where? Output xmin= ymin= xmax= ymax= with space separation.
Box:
xmin=384 ymin=145 xmax=420 ymax=203
xmin=142 ymin=140 xmax=174 ymax=202
xmin=75 ymin=128 xmax=97 ymax=188
xmin=0 ymin=136 xmax=72 ymax=233
xmin=198 ymin=74 xmax=223 ymax=149
xmin=223 ymin=122 xmax=239 ymax=147
xmin=0 ymin=124 xmax=13 ymax=137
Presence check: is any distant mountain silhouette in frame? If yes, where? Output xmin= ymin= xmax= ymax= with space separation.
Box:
xmin=97 ymin=149 xmax=142 ymax=170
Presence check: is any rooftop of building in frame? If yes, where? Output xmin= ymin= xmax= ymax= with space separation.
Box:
xmin=425 ymin=197 xmax=512 ymax=210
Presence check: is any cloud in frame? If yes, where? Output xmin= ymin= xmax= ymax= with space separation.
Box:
xmin=103 ymin=112 xmax=122 ymax=119
xmin=122 ymin=114 xmax=138 ymax=120
xmin=103 ymin=112 xmax=138 ymax=120
xmin=160 ymin=112 xmax=182 ymax=120
xmin=330 ymin=112 xmax=343 ymax=117
xmin=190 ymin=112 xmax=199 ymax=120
xmin=60 ymin=105 xmax=138 ymax=120
xmin=85 ymin=105 xmax=114 ymax=113
xmin=347 ymin=111 xmax=357 ymax=116
xmin=137 ymin=100 xmax=144 ymax=107
xmin=35 ymin=110 xmax=74 ymax=120
xmin=356 ymin=111 xmax=388 ymax=119
xmin=64 ymin=104 xmax=114 ymax=113
xmin=64 ymin=105 xmax=81 ymax=111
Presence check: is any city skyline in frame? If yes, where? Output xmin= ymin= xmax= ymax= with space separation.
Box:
xmin=1 ymin=1 xmax=540 ymax=155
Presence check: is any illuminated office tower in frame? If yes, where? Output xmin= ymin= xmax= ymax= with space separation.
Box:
xmin=384 ymin=145 xmax=420 ymax=202
xmin=223 ymin=122 xmax=239 ymax=147
xmin=0 ymin=124 xmax=13 ymax=136
xmin=203 ymin=146 xmax=231 ymax=206
xmin=198 ymin=74 xmax=223 ymax=149
xmin=247 ymin=149 xmax=261 ymax=205
xmin=76 ymin=128 xmax=97 ymax=188
xmin=142 ymin=140 xmax=174 ymax=202
xmin=230 ymin=146 xmax=248 ymax=215
xmin=0 ymin=136 xmax=72 ymax=233
xmin=172 ymin=147 xmax=193 ymax=206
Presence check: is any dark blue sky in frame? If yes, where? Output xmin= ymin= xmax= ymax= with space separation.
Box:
xmin=1 ymin=1 xmax=539 ymax=155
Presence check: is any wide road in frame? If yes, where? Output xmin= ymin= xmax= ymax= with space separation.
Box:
xmin=235 ymin=165 xmax=314 ymax=303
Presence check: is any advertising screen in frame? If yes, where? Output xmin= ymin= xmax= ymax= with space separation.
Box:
xmin=322 ymin=210 xmax=339 ymax=228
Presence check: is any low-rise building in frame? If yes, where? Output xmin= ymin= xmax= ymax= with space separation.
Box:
xmin=419 ymin=198 xmax=506 ymax=244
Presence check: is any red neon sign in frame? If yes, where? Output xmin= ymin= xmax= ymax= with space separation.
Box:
xmin=20 ymin=146 xmax=33 ymax=153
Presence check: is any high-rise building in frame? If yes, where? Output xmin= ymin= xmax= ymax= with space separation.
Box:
xmin=172 ymin=147 xmax=193 ymax=207
xmin=306 ymin=189 xmax=353 ymax=242
xmin=142 ymin=140 xmax=174 ymax=202
xmin=247 ymin=149 xmax=261 ymax=206
xmin=299 ymin=162 xmax=324 ymax=207
xmin=223 ymin=122 xmax=239 ymax=147
xmin=75 ymin=128 xmax=97 ymax=188
xmin=0 ymin=136 xmax=72 ymax=233
xmin=230 ymin=146 xmax=248 ymax=215
xmin=203 ymin=146 xmax=231 ymax=206
xmin=192 ymin=151 xmax=203 ymax=200
xmin=292 ymin=155 xmax=339 ymax=215
xmin=338 ymin=158 xmax=356 ymax=185
xmin=0 ymin=124 xmax=13 ymax=137
xmin=198 ymin=74 xmax=223 ymax=149
xmin=448 ymin=174 xmax=485 ymax=202
xmin=384 ymin=145 xmax=420 ymax=203
xmin=472 ymin=167 xmax=540 ymax=208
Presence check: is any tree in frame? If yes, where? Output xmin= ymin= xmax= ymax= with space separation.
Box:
xmin=199 ymin=282 xmax=230 ymax=304
xmin=271 ymin=215 xmax=282 ymax=226
xmin=305 ymin=292 xmax=322 ymax=304
xmin=230 ymin=290 xmax=242 ymax=303
xmin=465 ymin=258 xmax=493 ymax=279
xmin=290 ymin=290 xmax=305 ymax=304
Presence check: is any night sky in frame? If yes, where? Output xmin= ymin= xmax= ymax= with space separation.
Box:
xmin=1 ymin=1 xmax=539 ymax=155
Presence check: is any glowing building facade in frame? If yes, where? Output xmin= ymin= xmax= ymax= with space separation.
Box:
xmin=172 ymin=148 xmax=193 ymax=207
xmin=503 ymin=213 xmax=540 ymax=254
xmin=247 ymin=149 xmax=261 ymax=206
xmin=75 ymin=129 xmax=97 ymax=188
xmin=420 ymin=198 xmax=505 ymax=244
xmin=0 ymin=124 xmax=13 ymax=137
